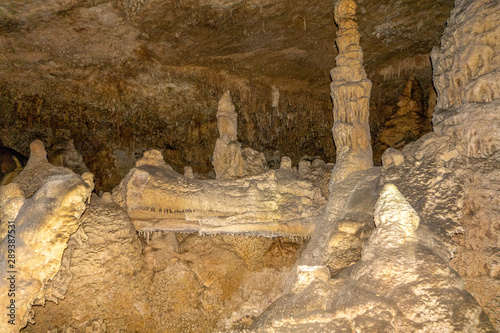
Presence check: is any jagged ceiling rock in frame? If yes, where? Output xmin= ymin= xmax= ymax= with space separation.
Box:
xmin=0 ymin=0 xmax=454 ymax=191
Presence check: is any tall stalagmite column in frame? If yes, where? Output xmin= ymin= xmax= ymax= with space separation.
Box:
xmin=330 ymin=0 xmax=373 ymax=185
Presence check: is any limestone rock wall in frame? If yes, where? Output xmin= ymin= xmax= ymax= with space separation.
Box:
xmin=377 ymin=78 xmax=431 ymax=153
xmin=431 ymin=0 xmax=500 ymax=159
xmin=329 ymin=0 xmax=373 ymax=183
xmin=426 ymin=0 xmax=500 ymax=327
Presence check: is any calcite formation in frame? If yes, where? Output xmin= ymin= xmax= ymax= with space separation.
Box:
xmin=250 ymin=184 xmax=493 ymax=332
xmin=329 ymin=0 xmax=373 ymax=184
xmin=47 ymin=139 xmax=90 ymax=176
xmin=378 ymin=78 xmax=430 ymax=151
xmin=11 ymin=140 xmax=74 ymax=198
xmin=0 ymin=141 xmax=93 ymax=332
xmin=113 ymin=149 xmax=324 ymax=238
xmin=212 ymin=91 xmax=268 ymax=180
xmin=431 ymin=0 xmax=500 ymax=160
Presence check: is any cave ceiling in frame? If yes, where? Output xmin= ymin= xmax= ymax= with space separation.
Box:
xmin=0 ymin=0 xmax=454 ymax=187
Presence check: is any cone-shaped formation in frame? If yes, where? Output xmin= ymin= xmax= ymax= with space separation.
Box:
xmin=216 ymin=90 xmax=238 ymax=141
xmin=330 ymin=0 xmax=373 ymax=184
xmin=212 ymin=91 xmax=267 ymax=179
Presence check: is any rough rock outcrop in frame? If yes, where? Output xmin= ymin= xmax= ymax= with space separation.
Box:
xmin=284 ymin=167 xmax=380 ymax=292
xmin=426 ymin=1 xmax=500 ymax=327
xmin=22 ymin=194 xmax=304 ymax=332
xmin=47 ymin=139 xmax=90 ymax=175
xmin=23 ymin=193 xmax=148 ymax=332
xmin=250 ymin=184 xmax=493 ymax=332
xmin=0 ymin=142 xmax=93 ymax=332
xmin=381 ymin=131 xmax=500 ymax=329
xmin=113 ymin=149 xmax=324 ymax=238
xmin=329 ymin=0 xmax=373 ymax=184
xmin=212 ymin=91 xmax=267 ymax=180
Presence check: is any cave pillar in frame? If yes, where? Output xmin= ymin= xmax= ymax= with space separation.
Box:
xmin=329 ymin=0 xmax=373 ymax=186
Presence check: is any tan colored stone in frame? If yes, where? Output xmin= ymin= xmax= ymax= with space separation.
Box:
xmin=381 ymin=147 xmax=405 ymax=167
xmin=431 ymin=0 xmax=500 ymax=160
xmin=0 ymin=171 xmax=93 ymax=332
xmin=279 ymin=156 xmax=292 ymax=170
xmin=250 ymin=183 xmax=493 ymax=332
xmin=329 ymin=0 xmax=373 ymax=185
xmin=212 ymin=91 xmax=268 ymax=180
xmin=113 ymin=149 xmax=323 ymax=238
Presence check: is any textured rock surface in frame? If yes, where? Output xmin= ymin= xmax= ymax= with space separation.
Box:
xmin=378 ymin=78 xmax=430 ymax=152
xmin=429 ymin=1 xmax=500 ymax=327
xmin=285 ymin=167 xmax=380 ymax=292
xmin=251 ymin=183 xmax=493 ymax=332
xmin=0 ymin=0 xmax=455 ymax=190
xmin=213 ymin=91 xmax=268 ymax=180
xmin=21 ymin=194 xmax=304 ymax=332
xmin=23 ymin=194 xmax=147 ymax=332
xmin=329 ymin=0 xmax=373 ymax=184
xmin=0 ymin=149 xmax=93 ymax=332
xmin=12 ymin=140 xmax=74 ymax=198
xmin=381 ymin=132 xmax=500 ymax=330
xmin=113 ymin=149 xmax=324 ymax=238
xmin=431 ymin=0 xmax=500 ymax=160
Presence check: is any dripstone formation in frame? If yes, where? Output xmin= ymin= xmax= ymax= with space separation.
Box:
xmin=212 ymin=91 xmax=268 ymax=180
xmin=329 ymin=0 xmax=373 ymax=185
xmin=0 ymin=0 xmax=498 ymax=331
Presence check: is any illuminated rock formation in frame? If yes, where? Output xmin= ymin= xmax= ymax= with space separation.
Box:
xmin=329 ymin=0 xmax=373 ymax=184
xmin=212 ymin=91 xmax=268 ymax=180
xmin=251 ymin=184 xmax=493 ymax=331
xmin=426 ymin=0 xmax=500 ymax=327
xmin=113 ymin=149 xmax=323 ymax=238
xmin=431 ymin=0 xmax=500 ymax=159
xmin=0 ymin=142 xmax=93 ymax=332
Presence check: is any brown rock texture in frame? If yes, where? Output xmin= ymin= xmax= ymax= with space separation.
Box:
xmin=329 ymin=0 xmax=373 ymax=184
xmin=0 ymin=0 xmax=455 ymax=190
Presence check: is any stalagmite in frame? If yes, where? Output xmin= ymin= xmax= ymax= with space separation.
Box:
xmin=329 ymin=0 xmax=373 ymax=185
xmin=212 ymin=90 xmax=267 ymax=179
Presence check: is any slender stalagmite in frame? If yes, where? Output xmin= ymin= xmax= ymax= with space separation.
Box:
xmin=329 ymin=0 xmax=373 ymax=186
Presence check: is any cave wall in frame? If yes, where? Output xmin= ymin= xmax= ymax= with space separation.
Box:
xmin=0 ymin=0 xmax=454 ymax=191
